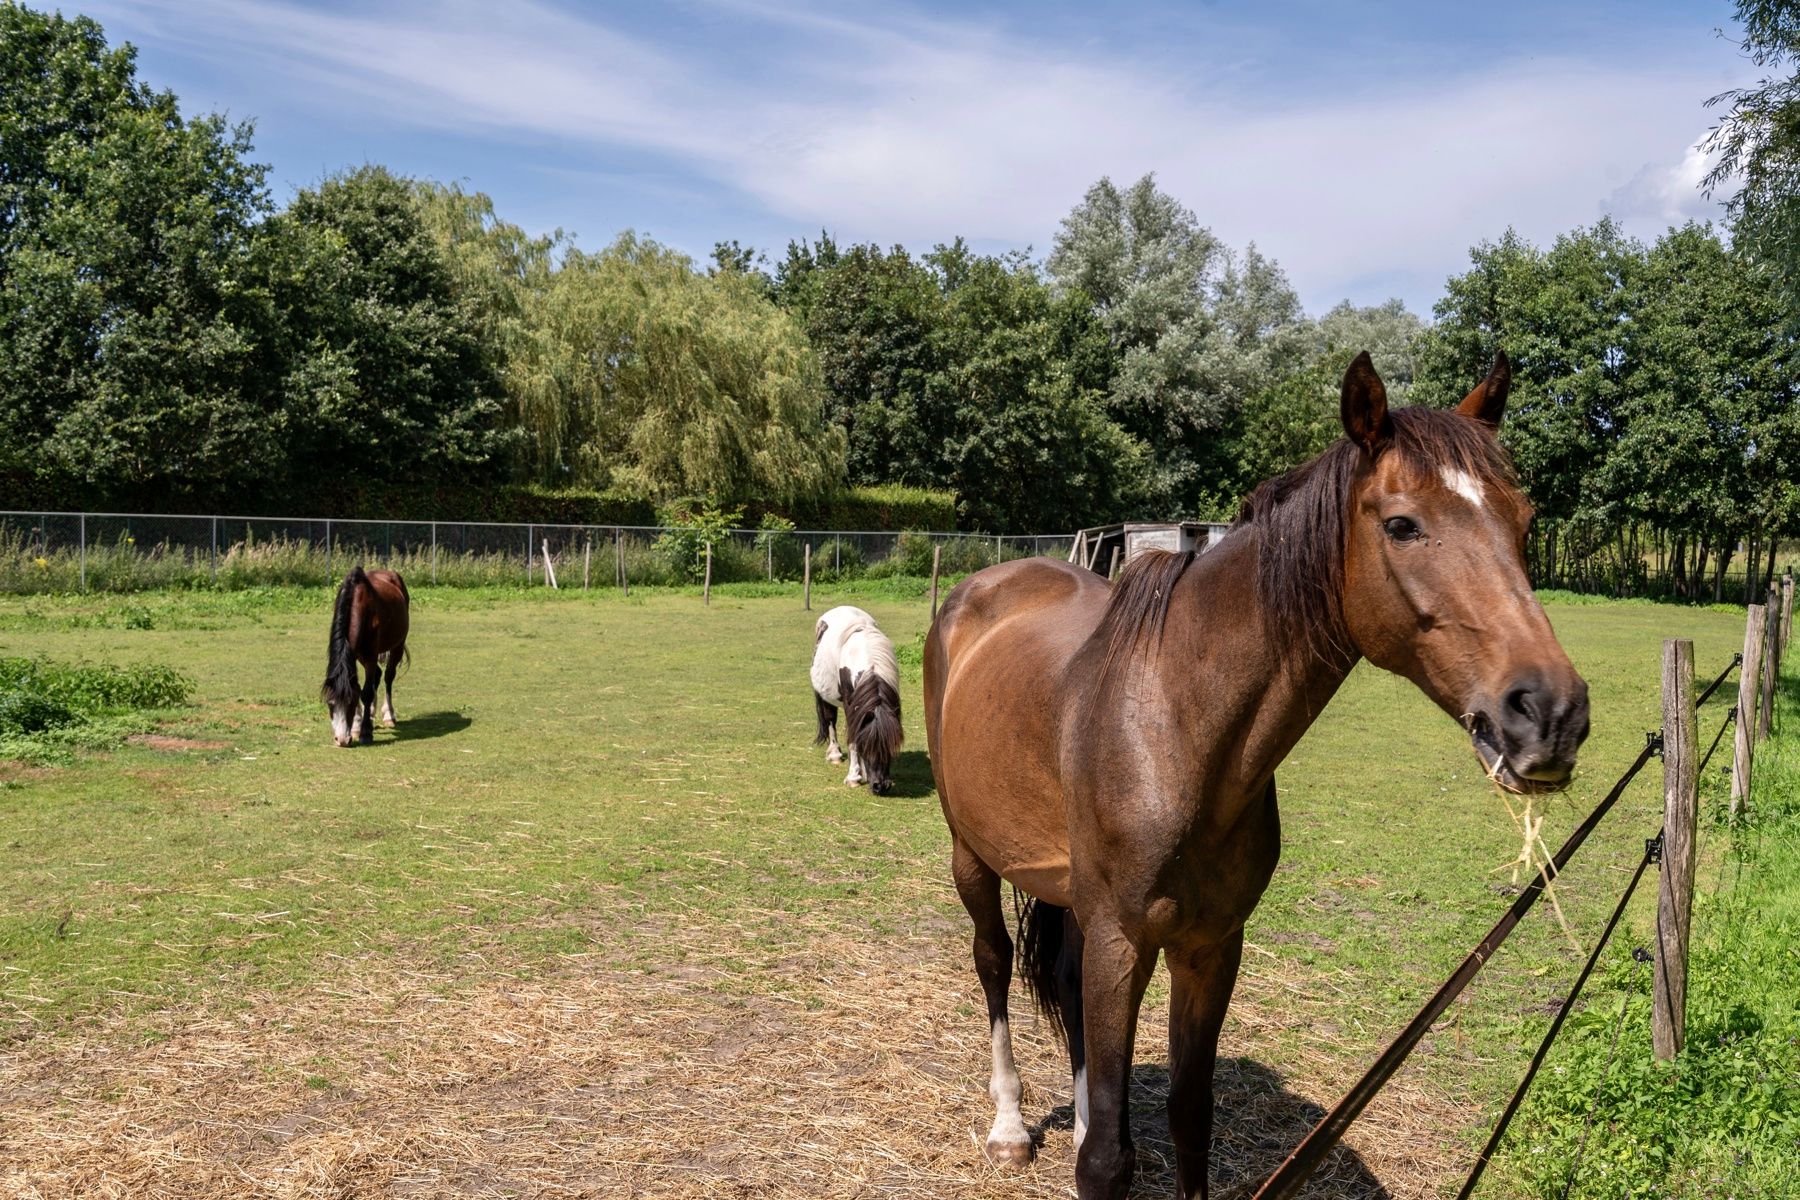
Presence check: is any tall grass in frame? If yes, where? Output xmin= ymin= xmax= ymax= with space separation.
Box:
xmin=0 ymin=525 xmax=1061 ymax=595
xmin=1500 ymin=653 xmax=1800 ymax=1198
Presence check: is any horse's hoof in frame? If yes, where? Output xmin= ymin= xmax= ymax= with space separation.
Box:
xmin=381 ymin=718 xmax=396 ymax=729
xmin=826 ymin=752 xmax=844 ymax=764
xmin=983 ymin=1138 xmax=1034 ymax=1168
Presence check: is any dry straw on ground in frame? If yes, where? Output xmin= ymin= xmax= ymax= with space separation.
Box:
xmin=2 ymin=896 xmax=1470 ymax=1199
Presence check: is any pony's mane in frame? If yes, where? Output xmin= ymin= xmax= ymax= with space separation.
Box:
xmin=845 ymin=669 xmax=903 ymax=770
xmin=1093 ymin=406 xmax=1517 ymax=672
xmin=321 ymin=566 xmax=366 ymax=710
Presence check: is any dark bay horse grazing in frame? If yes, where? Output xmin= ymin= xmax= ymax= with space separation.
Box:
xmin=321 ymin=566 xmax=410 ymax=747
xmin=923 ymin=352 xmax=1589 ymax=1199
xmin=811 ymin=605 xmax=904 ymax=795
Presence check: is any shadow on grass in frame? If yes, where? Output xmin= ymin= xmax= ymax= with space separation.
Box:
xmin=1030 ymin=1059 xmax=1390 ymax=1199
xmin=391 ymin=710 xmax=473 ymax=742
xmin=885 ymin=748 xmax=936 ymax=799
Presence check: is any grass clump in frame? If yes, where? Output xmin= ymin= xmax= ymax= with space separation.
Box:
xmin=0 ymin=656 xmax=194 ymax=760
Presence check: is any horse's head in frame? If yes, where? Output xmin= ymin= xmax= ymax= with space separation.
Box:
xmin=1338 ymin=351 xmax=1588 ymax=793
xmin=322 ymin=675 xmax=358 ymax=747
xmin=847 ymin=671 xmax=903 ymax=796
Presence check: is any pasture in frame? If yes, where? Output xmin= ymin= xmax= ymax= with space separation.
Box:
xmin=0 ymin=583 xmax=1753 ymax=1198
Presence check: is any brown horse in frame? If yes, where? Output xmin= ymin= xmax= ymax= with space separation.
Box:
xmin=923 ymin=352 xmax=1588 ymax=1199
xmin=321 ymin=566 xmax=410 ymax=747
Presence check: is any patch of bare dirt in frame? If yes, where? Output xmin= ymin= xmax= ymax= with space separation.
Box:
xmin=0 ymin=912 xmax=1471 ymax=1199
xmin=125 ymin=734 xmax=228 ymax=752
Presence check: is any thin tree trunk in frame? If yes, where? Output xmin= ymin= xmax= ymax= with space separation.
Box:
xmin=1713 ymin=534 xmax=1732 ymax=605
xmin=1746 ymin=529 xmax=1761 ymax=606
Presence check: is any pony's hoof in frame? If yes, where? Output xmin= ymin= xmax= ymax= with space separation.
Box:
xmin=381 ymin=717 xmax=396 ymax=729
xmin=826 ymin=751 xmax=844 ymax=764
xmin=983 ymin=1138 xmax=1034 ymax=1168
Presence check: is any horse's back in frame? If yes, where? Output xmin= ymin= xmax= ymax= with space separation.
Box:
xmin=356 ymin=568 xmax=409 ymax=655
xmin=812 ymin=605 xmax=881 ymax=702
xmin=926 ymin=558 xmax=1110 ymax=903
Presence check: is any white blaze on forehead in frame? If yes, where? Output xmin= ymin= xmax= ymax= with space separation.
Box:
xmin=1441 ymin=466 xmax=1486 ymax=507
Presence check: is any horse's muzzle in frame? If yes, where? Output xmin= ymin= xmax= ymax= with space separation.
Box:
xmin=1468 ymin=672 xmax=1590 ymax=794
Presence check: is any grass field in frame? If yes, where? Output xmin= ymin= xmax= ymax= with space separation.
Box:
xmin=0 ymin=580 xmax=1772 ymax=1198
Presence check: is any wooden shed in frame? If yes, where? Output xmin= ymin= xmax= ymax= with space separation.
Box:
xmin=1067 ymin=521 xmax=1230 ymax=577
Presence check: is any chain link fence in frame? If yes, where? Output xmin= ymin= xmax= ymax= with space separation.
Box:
xmin=0 ymin=511 xmax=1076 ymax=594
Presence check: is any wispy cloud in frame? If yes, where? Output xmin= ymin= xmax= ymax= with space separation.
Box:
xmin=87 ymin=0 xmax=1755 ymax=311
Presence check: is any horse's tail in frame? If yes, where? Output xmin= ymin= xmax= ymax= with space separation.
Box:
xmin=813 ymin=689 xmax=836 ymax=745
xmin=321 ymin=566 xmax=366 ymax=704
xmin=391 ymin=571 xmax=412 ymax=671
xmin=1016 ymin=892 xmax=1069 ymax=1043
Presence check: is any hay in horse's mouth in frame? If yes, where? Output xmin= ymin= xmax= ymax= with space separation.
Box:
xmin=1465 ymin=713 xmax=1569 ymax=796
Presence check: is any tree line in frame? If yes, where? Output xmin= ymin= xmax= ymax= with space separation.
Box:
xmin=2 ymin=4 xmax=1796 ymax=598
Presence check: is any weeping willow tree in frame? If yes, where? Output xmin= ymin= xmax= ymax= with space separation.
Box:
xmin=415 ymin=200 xmax=844 ymax=505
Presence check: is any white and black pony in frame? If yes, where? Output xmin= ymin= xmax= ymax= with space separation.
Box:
xmin=810 ymin=605 xmax=903 ymax=795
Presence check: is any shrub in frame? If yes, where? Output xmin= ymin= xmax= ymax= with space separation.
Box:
xmin=653 ymin=499 xmax=744 ymax=582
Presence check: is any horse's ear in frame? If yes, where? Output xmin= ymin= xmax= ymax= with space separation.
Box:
xmin=1340 ymin=351 xmax=1391 ymax=454
xmin=1456 ymin=350 xmax=1511 ymax=429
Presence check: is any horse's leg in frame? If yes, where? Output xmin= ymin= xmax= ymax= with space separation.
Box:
xmin=951 ymin=836 xmax=1032 ymax=1166
xmin=1075 ymin=919 xmax=1155 ymax=1200
xmin=380 ymin=648 xmax=401 ymax=727
xmin=1057 ymin=908 xmax=1089 ymax=1150
xmin=357 ymin=655 xmax=379 ymax=744
xmin=845 ymin=737 xmax=864 ymax=787
xmin=824 ymin=709 xmax=844 ymax=764
xmin=1165 ymin=931 xmax=1244 ymax=1200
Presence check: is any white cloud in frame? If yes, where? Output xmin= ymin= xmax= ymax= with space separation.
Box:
xmin=89 ymin=0 xmax=1754 ymax=311
xmin=1601 ymin=141 xmax=1723 ymax=230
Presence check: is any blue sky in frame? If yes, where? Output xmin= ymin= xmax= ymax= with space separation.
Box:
xmin=75 ymin=0 xmax=1759 ymax=315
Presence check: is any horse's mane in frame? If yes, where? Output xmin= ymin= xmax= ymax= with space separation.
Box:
xmin=1094 ymin=547 xmax=1197 ymax=680
xmin=321 ymin=566 xmax=366 ymax=710
xmin=844 ymin=668 xmax=903 ymax=771
xmin=1094 ymin=406 xmax=1518 ymax=672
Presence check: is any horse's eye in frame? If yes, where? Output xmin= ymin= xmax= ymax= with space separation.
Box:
xmin=1384 ymin=516 xmax=1422 ymax=543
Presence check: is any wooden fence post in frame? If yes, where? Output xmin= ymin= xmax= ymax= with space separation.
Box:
xmin=703 ymin=542 xmax=712 ymax=607
xmin=930 ymin=544 xmax=942 ymax=620
xmin=1655 ymin=637 xmax=1697 ymax=1061
xmin=1759 ymin=591 xmax=1780 ymax=741
xmin=542 ymin=539 xmax=558 ymax=589
xmin=803 ymin=543 xmax=812 ymax=611
xmin=1781 ymin=571 xmax=1794 ymax=662
xmin=583 ymin=538 xmax=591 ymax=590
xmin=1733 ymin=603 xmax=1766 ymax=818
xmin=1108 ymin=545 xmax=1122 ymax=581
xmin=615 ymin=528 xmax=626 ymax=595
